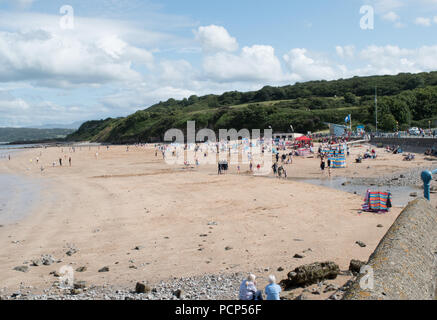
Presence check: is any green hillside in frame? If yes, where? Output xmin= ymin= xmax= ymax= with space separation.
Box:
xmin=67 ymin=71 xmax=437 ymax=143
xmin=0 ymin=127 xmax=75 ymax=143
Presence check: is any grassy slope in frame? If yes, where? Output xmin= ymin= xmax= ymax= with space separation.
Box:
xmin=67 ymin=71 xmax=437 ymax=143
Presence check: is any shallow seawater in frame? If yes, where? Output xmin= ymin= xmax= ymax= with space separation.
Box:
xmin=0 ymin=144 xmax=35 ymax=160
xmin=292 ymin=176 xmax=422 ymax=208
xmin=0 ymin=173 xmax=41 ymax=224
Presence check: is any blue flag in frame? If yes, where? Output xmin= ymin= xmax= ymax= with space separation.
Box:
xmin=345 ymin=115 xmax=351 ymax=123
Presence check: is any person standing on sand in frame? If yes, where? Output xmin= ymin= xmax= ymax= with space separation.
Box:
xmin=8 ymin=154 xmax=10 ymax=160
xmin=59 ymin=158 xmax=62 ymax=166
xmin=320 ymin=158 xmax=325 ymax=172
xmin=265 ymin=275 xmax=281 ymax=300
xmin=69 ymin=157 xmax=72 ymax=167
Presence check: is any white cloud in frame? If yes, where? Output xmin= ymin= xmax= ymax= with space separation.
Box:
xmin=0 ymin=29 xmax=150 ymax=87
xmin=203 ymin=45 xmax=283 ymax=82
xmin=336 ymin=45 xmax=355 ymax=59
xmin=195 ymin=25 xmax=238 ymax=53
xmin=415 ymin=17 xmax=432 ymax=26
xmin=382 ymin=11 xmax=400 ymax=22
xmin=159 ymin=60 xmax=193 ymax=80
xmin=0 ymin=96 xmax=29 ymax=112
xmin=344 ymin=44 xmax=437 ymax=76
xmin=369 ymin=0 xmax=405 ymax=13
xmin=0 ymin=0 xmax=35 ymax=9
xmin=283 ymin=48 xmax=339 ymax=81
xmin=97 ymin=35 xmax=154 ymax=68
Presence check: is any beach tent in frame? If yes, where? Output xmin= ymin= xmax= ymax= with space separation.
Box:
xmin=295 ymin=136 xmax=312 ymax=142
xmin=326 ymin=145 xmax=347 ymax=168
xmin=331 ymin=156 xmax=347 ymax=168
xmin=362 ymin=190 xmax=392 ymax=213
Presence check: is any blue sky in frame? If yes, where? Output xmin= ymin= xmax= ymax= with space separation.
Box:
xmin=1 ymin=0 xmax=437 ymax=127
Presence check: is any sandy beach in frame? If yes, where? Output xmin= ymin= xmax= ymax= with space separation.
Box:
xmin=0 ymin=143 xmax=435 ymax=299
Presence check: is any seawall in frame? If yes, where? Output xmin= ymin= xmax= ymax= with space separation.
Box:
xmin=370 ymin=137 xmax=437 ymax=153
xmin=343 ymin=198 xmax=437 ymax=300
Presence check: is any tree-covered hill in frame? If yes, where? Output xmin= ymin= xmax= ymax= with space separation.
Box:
xmin=0 ymin=128 xmax=75 ymax=143
xmin=67 ymin=71 xmax=437 ymax=143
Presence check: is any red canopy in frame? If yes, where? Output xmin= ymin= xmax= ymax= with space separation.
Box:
xmin=295 ymin=136 xmax=312 ymax=142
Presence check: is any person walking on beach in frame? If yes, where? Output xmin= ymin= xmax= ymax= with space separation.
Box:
xmin=59 ymin=158 xmax=62 ymax=166
xmin=272 ymin=162 xmax=278 ymax=176
xmin=320 ymin=158 xmax=325 ymax=172
xmin=69 ymin=157 xmax=72 ymax=167
xmin=265 ymin=275 xmax=281 ymax=300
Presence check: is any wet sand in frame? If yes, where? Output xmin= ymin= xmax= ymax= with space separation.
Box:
xmin=0 ymin=143 xmax=433 ymax=298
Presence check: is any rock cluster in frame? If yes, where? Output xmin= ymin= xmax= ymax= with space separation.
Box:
xmin=350 ymin=165 xmax=437 ymax=188
xmin=279 ymin=262 xmax=340 ymax=290
xmin=1 ymin=272 xmax=244 ymax=300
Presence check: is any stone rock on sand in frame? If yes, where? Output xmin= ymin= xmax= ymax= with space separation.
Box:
xmin=280 ymin=262 xmax=340 ymax=290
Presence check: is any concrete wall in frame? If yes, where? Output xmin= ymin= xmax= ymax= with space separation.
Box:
xmin=343 ymin=198 xmax=437 ymax=300
xmin=371 ymin=137 xmax=437 ymax=153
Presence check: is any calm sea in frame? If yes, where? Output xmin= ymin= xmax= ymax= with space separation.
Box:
xmin=0 ymin=144 xmax=42 ymax=224
xmin=0 ymin=143 xmax=40 ymax=160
